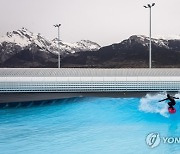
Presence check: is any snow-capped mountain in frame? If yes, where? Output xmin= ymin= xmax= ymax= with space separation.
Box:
xmin=52 ymin=39 xmax=101 ymax=54
xmin=0 ymin=28 xmax=101 ymax=64
xmin=62 ymin=35 xmax=180 ymax=68
xmin=1 ymin=29 xmax=180 ymax=68
xmin=123 ymin=35 xmax=169 ymax=49
xmin=0 ymin=27 xmax=50 ymax=48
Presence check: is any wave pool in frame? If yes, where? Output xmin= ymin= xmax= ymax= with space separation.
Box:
xmin=1 ymin=93 xmax=180 ymax=154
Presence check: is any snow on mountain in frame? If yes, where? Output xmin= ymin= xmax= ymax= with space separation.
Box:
xmin=0 ymin=28 xmax=101 ymax=63
xmin=0 ymin=27 xmax=52 ymax=49
xmin=52 ymin=39 xmax=101 ymax=54
xmin=0 ymin=27 xmax=53 ymax=55
xmin=127 ymin=35 xmax=169 ymax=48
xmin=75 ymin=40 xmax=101 ymax=51
xmin=0 ymin=28 xmax=100 ymax=53
xmin=0 ymin=27 xmax=32 ymax=47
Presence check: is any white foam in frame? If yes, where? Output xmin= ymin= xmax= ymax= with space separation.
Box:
xmin=174 ymin=92 xmax=180 ymax=99
xmin=139 ymin=92 xmax=169 ymax=117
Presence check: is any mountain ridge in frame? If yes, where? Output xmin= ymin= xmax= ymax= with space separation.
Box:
xmin=62 ymin=35 xmax=180 ymax=68
xmin=0 ymin=28 xmax=101 ymax=66
xmin=1 ymin=28 xmax=180 ymax=68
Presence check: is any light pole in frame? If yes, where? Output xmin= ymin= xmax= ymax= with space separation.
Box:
xmin=144 ymin=3 xmax=155 ymax=68
xmin=54 ymin=24 xmax=61 ymax=68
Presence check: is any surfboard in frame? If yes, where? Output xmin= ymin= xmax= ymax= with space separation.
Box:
xmin=168 ymin=107 xmax=176 ymax=114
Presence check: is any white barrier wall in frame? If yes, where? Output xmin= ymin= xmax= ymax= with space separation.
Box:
xmin=0 ymin=76 xmax=180 ymax=92
xmin=1 ymin=68 xmax=180 ymax=92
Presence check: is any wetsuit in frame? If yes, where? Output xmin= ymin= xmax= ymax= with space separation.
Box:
xmin=167 ymin=96 xmax=176 ymax=109
xmin=159 ymin=94 xmax=179 ymax=110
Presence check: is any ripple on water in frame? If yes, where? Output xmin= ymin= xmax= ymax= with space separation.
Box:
xmin=0 ymin=94 xmax=180 ymax=154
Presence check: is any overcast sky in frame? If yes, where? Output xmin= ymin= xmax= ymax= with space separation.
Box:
xmin=0 ymin=0 xmax=180 ymax=46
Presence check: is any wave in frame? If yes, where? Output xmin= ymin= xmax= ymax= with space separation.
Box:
xmin=139 ymin=92 xmax=170 ymax=117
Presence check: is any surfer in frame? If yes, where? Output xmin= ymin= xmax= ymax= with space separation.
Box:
xmin=159 ymin=94 xmax=179 ymax=110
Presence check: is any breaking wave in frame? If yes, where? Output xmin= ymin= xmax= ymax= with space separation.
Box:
xmin=139 ymin=92 xmax=178 ymax=118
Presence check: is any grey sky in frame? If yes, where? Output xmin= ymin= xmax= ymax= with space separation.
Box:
xmin=0 ymin=0 xmax=180 ymax=46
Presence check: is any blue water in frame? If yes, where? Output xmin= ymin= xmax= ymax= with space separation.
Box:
xmin=1 ymin=93 xmax=180 ymax=154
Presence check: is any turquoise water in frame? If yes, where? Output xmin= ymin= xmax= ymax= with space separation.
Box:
xmin=1 ymin=93 xmax=180 ymax=154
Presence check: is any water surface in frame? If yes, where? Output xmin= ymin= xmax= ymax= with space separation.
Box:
xmin=0 ymin=93 xmax=180 ymax=154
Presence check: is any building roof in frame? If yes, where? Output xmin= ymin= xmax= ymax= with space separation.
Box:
xmin=0 ymin=68 xmax=180 ymax=77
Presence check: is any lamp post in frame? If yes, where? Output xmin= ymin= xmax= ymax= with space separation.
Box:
xmin=54 ymin=24 xmax=61 ymax=68
xmin=144 ymin=3 xmax=155 ymax=68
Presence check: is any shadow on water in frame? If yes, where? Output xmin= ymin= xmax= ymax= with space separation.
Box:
xmin=0 ymin=97 xmax=86 ymax=109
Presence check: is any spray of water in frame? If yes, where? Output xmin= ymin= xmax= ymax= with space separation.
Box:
xmin=139 ymin=92 xmax=170 ymax=117
xmin=174 ymin=93 xmax=180 ymax=99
